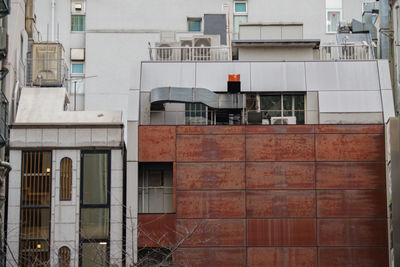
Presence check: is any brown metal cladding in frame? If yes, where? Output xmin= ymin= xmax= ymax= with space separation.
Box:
xmin=247 ymin=190 xmax=315 ymax=218
xmin=176 ymin=191 xmax=245 ymax=219
xmin=137 ymin=214 xmax=176 ymax=247
xmin=247 ymin=219 xmax=316 ymax=246
xmin=176 ymin=219 xmax=246 ymax=247
xmin=176 ymin=125 xmax=245 ymax=135
xmin=316 ymin=134 xmax=385 ymax=161
xmin=316 ymin=162 xmax=386 ymax=189
xmin=246 ymin=125 xmax=314 ymax=134
xmin=318 ymin=247 xmax=388 ymax=267
xmin=247 ymin=247 xmax=317 ymax=267
xmin=318 ymin=219 xmax=388 ymax=246
xmin=138 ymin=126 xmax=176 ymax=162
xmin=246 ymin=134 xmax=315 ymax=161
xmin=246 ymin=162 xmax=315 ymax=189
xmin=176 ymin=135 xmax=245 ymax=162
xmin=173 ymin=248 xmax=247 ymax=267
xmin=176 ymin=162 xmax=245 ymax=190
xmin=317 ymin=190 xmax=387 ymax=218
xmin=315 ymin=124 xmax=384 ymax=134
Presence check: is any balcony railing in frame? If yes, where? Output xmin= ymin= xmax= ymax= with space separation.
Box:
xmin=0 ymin=90 xmax=8 ymax=147
xmin=320 ymin=44 xmax=375 ymax=60
xmin=149 ymin=46 xmax=232 ymax=61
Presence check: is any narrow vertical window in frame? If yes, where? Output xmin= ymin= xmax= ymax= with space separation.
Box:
xmin=71 ymin=15 xmax=86 ymax=31
xmin=59 ymin=246 xmax=71 ymax=267
xmin=60 ymin=157 xmax=72 ymax=201
xmin=233 ymin=1 xmax=248 ymax=34
xmin=80 ymin=151 xmax=110 ymax=267
xmin=19 ymin=151 xmax=52 ymax=266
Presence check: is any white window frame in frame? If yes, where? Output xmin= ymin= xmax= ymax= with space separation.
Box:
xmin=326 ymin=9 xmax=342 ymax=33
xmin=234 ymin=1 xmax=248 ymax=14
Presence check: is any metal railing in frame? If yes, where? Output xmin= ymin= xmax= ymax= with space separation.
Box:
xmin=26 ymin=58 xmax=69 ymax=87
xmin=149 ymin=46 xmax=232 ymax=61
xmin=320 ymin=44 xmax=375 ymax=60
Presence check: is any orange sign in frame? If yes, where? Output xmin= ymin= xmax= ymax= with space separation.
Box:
xmin=228 ymin=74 xmax=240 ymax=82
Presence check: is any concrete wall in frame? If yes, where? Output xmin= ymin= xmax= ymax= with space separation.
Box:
xmin=138 ymin=125 xmax=388 ymax=266
xmin=238 ymin=47 xmax=316 ymax=61
xmin=140 ymin=60 xmax=395 ymax=125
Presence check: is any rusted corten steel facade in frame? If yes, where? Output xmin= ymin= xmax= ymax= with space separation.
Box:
xmin=138 ymin=125 xmax=388 ymax=267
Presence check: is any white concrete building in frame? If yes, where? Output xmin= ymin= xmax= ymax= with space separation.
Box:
xmin=6 ymin=88 xmax=124 ymax=266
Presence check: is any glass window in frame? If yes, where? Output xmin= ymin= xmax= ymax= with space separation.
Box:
xmin=82 ymin=153 xmax=108 ymax=205
xmin=233 ymin=15 xmax=248 ymax=33
xmin=327 ymin=10 xmax=341 ymax=33
xmin=139 ymin=164 xmax=173 ymax=213
xmin=60 ymin=158 xmax=72 ymax=201
xmin=188 ymin=18 xmax=201 ymax=32
xmin=20 ymin=151 xmax=52 ymax=266
xmin=80 ymin=151 xmax=110 ymax=267
xmin=59 ymin=246 xmax=71 ymax=267
xmin=185 ymin=103 xmax=208 ymax=125
xmin=138 ymin=248 xmax=172 ymax=267
xmin=71 ymin=15 xmax=86 ymax=31
xmin=81 ymin=208 xmax=109 ymax=239
xmin=81 ymin=243 xmax=108 ymax=267
xmin=235 ymin=2 xmax=247 ymax=13
xmin=71 ymin=63 xmax=84 ymax=74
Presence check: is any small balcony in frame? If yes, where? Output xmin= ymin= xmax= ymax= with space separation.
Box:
xmin=148 ymin=46 xmax=232 ymax=61
xmin=319 ymin=44 xmax=375 ymax=60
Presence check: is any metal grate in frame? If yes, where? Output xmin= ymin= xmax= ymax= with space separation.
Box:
xmin=60 ymin=158 xmax=72 ymax=201
xmin=19 ymin=151 xmax=52 ymax=266
xmin=58 ymin=246 xmax=71 ymax=267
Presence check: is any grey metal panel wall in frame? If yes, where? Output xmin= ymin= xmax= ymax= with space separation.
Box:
xmin=204 ymin=14 xmax=227 ymax=45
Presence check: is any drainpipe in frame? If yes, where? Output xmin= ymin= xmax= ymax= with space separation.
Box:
xmin=51 ymin=0 xmax=56 ymax=41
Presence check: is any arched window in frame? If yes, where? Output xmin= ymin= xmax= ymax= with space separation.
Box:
xmin=59 ymin=246 xmax=71 ymax=267
xmin=60 ymin=157 xmax=72 ymax=201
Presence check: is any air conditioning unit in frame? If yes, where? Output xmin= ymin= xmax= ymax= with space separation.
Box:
xmin=271 ymin=116 xmax=297 ymax=125
xmin=155 ymin=42 xmax=180 ymax=61
xmin=193 ymin=35 xmax=221 ymax=61
xmin=180 ymin=38 xmax=193 ymax=61
xmin=71 ymin=1 xmax=85 ymax=13
xmin=31 ymin=42 xmax=65 ymax=87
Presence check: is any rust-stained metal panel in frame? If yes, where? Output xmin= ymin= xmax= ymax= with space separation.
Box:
xmin=176 ymin=135 xmax=245 ymax=162
xmin=316 ymin=162 xmax=386 ymax=189
xmin=318 ymin=219 xmax=388 ymax=246
xmin=138 ymin=214 xmax=176 ymax=247
xmin=318 ymin=247 xmax=388 ymax=267
xmin=177 ymin=191 xmax=245 ymax=219
xmin=246 ymin=134 xmax=315 ymax=161
xmin=248 ymin=247 xmax=317 ymax=267
xmin=138 ymin=126 xmax=176 ymax=162
xmin=315 ymin=124 xmax=384 ymax=134
xmin=176 ymin=219 xmax=246 ymax=247
xmin=246 ymin=162 xmax=315 ymax=189
xmin=317 ymin=190 xmax=387 ymax=218
xmin=316 ymin=134 xmax=385 ymax=161
xmin=176 ymin=162 xmax=245 ymax=190
xmin=246 ymin=125 xmax=315 ymax=134
xmin=247 ymin=190 xmax=315 ymax=218
xmin=247 ymin=219 xmax=316 ymax=246
xmin=177 ymin=125 xmax=245 ymax=135
xmin=173 ymin=248 xmax=246 ymax=267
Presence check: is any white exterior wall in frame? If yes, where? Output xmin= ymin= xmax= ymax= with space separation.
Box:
xmin=6 ymin=127 xmax=124 ymax=266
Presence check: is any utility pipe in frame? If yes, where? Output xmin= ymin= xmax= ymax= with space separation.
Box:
xmin=51 ymin=0 xmax=56 ymax=41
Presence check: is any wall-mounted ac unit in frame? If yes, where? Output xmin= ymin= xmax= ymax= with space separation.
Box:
xmin=71 ymin=1 xmax=85 ymax=14
xmin=180 ymin=38 xmax=193 ymax=61
xmin=193 ymin=35 xmax=221 ymax=60
xmin=271 ymin=116 xmax=297 ymax=125
xmin=155 ymin=42 xmax=180 ymax=61
xmin=31 ymin=42 xmax=65 ymax=87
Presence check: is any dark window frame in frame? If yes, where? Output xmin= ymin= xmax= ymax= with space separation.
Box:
xmin=79 ymin=150 xmax=111 ymax=267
